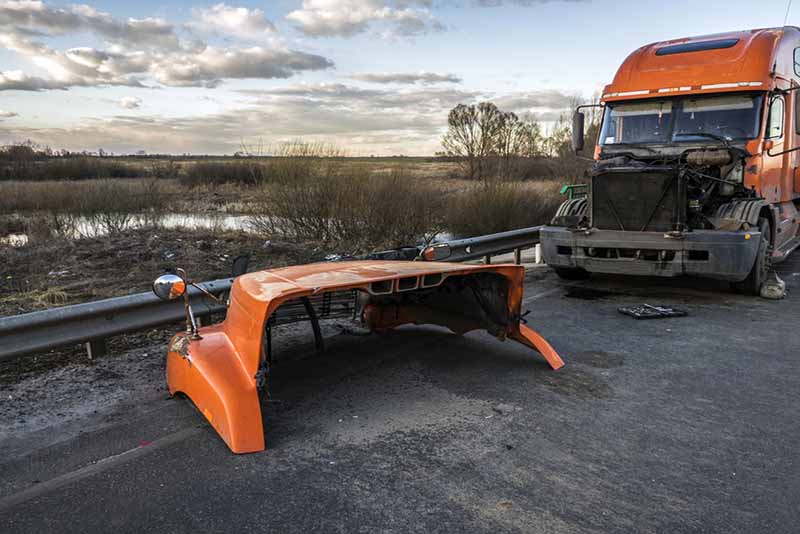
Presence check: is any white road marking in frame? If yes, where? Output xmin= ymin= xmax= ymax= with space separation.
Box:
xmin=0 ymin=426 xmax=203 ymax=511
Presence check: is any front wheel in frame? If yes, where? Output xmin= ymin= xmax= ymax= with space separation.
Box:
xmin=732 ymin=217 xmax=771 ymax=295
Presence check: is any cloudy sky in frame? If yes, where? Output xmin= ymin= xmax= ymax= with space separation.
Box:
xmin=0 ymin=0 xmax=796 ymax=155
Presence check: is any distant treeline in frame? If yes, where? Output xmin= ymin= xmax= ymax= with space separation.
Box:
xmin=439 ymin=100 xmax=601 ymax=181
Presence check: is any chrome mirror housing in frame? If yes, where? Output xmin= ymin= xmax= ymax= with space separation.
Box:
xmin=153 ymin=268 xmax=225 ymax=340
xmin=153 ymin=273 xmax=187 ymax=301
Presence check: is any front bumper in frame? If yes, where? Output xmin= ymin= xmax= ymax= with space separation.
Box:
xmin=540 ymin=226 xmax=761 ymax=281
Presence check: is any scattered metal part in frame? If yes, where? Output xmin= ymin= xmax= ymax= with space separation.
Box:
xmin=618 ymin=304 xmax=688 ymax=319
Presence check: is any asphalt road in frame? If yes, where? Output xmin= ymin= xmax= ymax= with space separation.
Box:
xmin=1 ymin=257 xmax=799 ymax=533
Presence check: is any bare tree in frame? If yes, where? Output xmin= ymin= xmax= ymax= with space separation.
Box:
xmin=442 ymin=94 xmax=599 ymax=179
xmin=516 ymin=114 xmax=544 ymax=158
xmin=442 ymin=102 xmax=504 ymax=179
xmin=495 ymin=111 xmax=528 ymax=177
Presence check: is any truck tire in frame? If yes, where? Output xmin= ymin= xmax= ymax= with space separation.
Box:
xmin=554 ymin=267 xmax=591 ymax=280
xmin=732 ymin=217 xmax=771 ymax=295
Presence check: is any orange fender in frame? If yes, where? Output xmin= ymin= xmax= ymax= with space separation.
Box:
xmin=510 ymin=324 xmax=565 ymax=370
xmin=166 ymin=328 xmax=264 ymax=453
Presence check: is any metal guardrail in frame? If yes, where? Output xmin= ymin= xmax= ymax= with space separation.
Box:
xmin=0 ymin=279 xmax=232 ymax=362
xmin=0 ymin=226 xmax=542 ymax=362
xmin=420 ymin=225 xmax=542 ymax=264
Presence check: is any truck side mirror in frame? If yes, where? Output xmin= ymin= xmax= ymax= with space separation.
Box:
xmin=572 ymin=111 xmax=585 ymax=153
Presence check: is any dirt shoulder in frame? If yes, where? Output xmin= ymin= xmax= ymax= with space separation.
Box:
xmin=0 ymin=227 xmax=327 ymax=384
xmin=0 ymin=227 xmax=321 ymax=316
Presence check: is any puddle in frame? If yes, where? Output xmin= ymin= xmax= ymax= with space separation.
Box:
xmin=1 ymin=213 xmax=256 ymax=247
xmin=2 ymin=213 xmax=446 ymax=249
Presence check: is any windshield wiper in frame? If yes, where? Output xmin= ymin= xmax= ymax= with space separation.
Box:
xmin=673 ymin=132 xmax=731 ymax=147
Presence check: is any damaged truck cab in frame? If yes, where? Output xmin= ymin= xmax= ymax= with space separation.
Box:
xmin=542 ymin=27 xmax=800 ymax=294
xmin=154 ymin=261 xmax=563 ymax=453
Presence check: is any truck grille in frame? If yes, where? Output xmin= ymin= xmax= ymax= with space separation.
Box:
xmin=591 ymin=170 xmax=681 ymax=232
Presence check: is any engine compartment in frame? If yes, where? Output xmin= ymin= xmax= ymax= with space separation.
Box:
xmin=588 ymin=147 xmax=754 ymax=233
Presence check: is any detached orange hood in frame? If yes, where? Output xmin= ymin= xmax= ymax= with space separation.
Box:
xmin=164 ymin=260 xmax=564 ymax=453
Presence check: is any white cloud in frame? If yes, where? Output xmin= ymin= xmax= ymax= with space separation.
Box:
xmin=287 ymin=0 xmax=442 ymax=37
xmin=0 ymin=83 xmax=577 ymax=154
xmin=191 ymin=3 xmax=276 ymax=41
xmin=0 ymin=109 xmax=17 ymax=118
xmin=0 ymin=82 xmax=482 ymax=154
xmin=118 ymin=96 xmax=141 ymax=109
xmin=0 ymin=1 xmax=335 ymax=91
xmin=0 ymin=1 xmax=83 ymax=35
xmin=494 ymin=89 xmax=579 ymax=110
xmin=0 ymin=1 xmax=181 ymax=50
xmin=351 ymin=71 xmax=461 ymax=84
xmin=0 ymin=69 xmax=71 ymax=90
xmin=150 ymin=46 xmax=333 ymax=87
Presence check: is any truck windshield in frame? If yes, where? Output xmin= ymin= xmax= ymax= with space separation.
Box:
xmin=600 ymin=94 xmax=764 ymax=146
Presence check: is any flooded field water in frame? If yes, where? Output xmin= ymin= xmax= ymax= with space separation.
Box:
xmin=0 ymin=213 xmax=256 ymax=247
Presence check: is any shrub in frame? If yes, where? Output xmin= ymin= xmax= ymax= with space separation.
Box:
xmin=0 ymin=157 xmax=145 ymax=181
xmin=249 ymin=169 xmax=443 ymax=250
xmin=180 ymin=161 xmax=266 ymax=187
xmin=147 ymin=160 xmax=180 ymax=180
xmin=442 ymin=179 xmax=565 ymax=237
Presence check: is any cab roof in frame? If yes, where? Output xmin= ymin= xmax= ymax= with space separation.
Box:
xmin=602 ymin=27 xmax=800 ymax=102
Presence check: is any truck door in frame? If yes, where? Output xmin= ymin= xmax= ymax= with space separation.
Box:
xmin=761 ymin=81 xmax=791 ymax=204
xmin=794 ymin=89 xmax=800 ymax=196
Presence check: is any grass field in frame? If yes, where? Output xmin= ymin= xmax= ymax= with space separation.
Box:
xmin=1 ymin=155 xmax=579 ymax=246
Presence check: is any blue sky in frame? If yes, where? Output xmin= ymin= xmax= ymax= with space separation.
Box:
xmin=0 ymin=0 xmax=796 ymax=155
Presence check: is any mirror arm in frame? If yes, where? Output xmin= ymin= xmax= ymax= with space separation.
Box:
xmin=174 ymin=268 xmax=210 ymax=339
xmin=773 ymin=85 xmax=800 ymax=96
xmin=189 ymin=282 xmax=225 ymax=305
xmin=183 ymin=290 xmax=201 ymax=340
xmin=176 ymin=267 xmax=225 ymax=305
xmin=767 ymin=144 xmax=800 ymax=157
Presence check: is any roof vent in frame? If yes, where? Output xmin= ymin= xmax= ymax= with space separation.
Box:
xmin=656 ymin=38 xmax=739 ymax=56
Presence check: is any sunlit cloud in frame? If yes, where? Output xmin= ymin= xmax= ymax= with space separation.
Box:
xmin=118 ymin=96 xmax=141 ymax=109
xmin=287 ymin=0 xmax=442 ymax=37
xmin=350 ymin=71 xmax=461 ymax=84
xmin=189 ymin=3 xmax=277 ymax=42
xmin=0 ymin=83 xmax=576 ymax=154
xmin=0 ymin=1 xmax=334 ymax=91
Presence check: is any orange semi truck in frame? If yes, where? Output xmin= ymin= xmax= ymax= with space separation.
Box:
xmin=542 ymin=27 xmax=800 ymax=294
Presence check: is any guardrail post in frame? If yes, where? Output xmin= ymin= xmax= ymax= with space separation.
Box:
xmin=85 ymin=339 xmax=107 ymax=360
xmin=514 ymin=248 xmax=522 ymax=265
